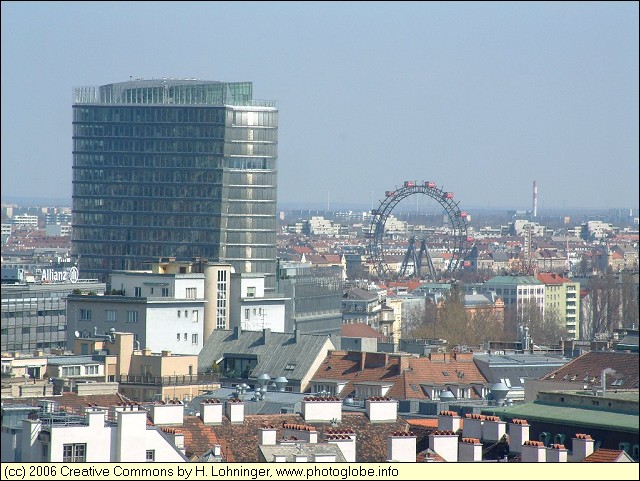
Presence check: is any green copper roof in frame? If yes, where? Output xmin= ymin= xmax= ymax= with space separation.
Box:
xmin=484 ymin=276 xmax=542 ymax=286
xmin=481 ymin=402 xmax=639 ymax=433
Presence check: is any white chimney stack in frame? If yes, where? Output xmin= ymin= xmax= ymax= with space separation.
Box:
xmin=481 ymin=415 xmax=506 ymax=442
xmin=521 ymin=440 xmax=546 ymax=462
xmin=365 ymin=397 xmax=398 ymax=423
xmin=225 ymin=399 xmax=244 ymax=424
xmin=149 ymin=400 xmax=184 ymax=426
xmin=428 ymin=430 xmax=459 ymax=462
xmin=546 ymin=444 xmax=568 ymax=462
xmin=570 ymin=434 xmax=595 ymax=461
xmin=200 ymin=399 xmax=223 ymax=425
xmin=463 ymin=414 xmax=485 ymax=439
xmin=326 ymin=429 xmax=356 ymax=462
xmin=458 ymin=437 xmax=483 ymax=462
xmin=507 ymin=418 xmax=530 ymax=454
xmin=437 ymin=410 xmax=461 ymax=432
xmin=387 ymin=432 xmax=417 ymax=462
xmin=259 ymin=425 xmax=277 ymax=446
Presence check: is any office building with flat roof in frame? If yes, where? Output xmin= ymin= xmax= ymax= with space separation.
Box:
xmin=72 ymin=78 xmax=278 ymax=291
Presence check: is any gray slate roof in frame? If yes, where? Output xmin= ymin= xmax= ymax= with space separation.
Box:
xmin=198 ymin=329 xmax=334 ymax=382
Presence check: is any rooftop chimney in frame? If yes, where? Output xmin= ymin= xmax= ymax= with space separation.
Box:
xmin=259 ymin=425 xmax=277 ymax=446
xmin=199 ymin=399 xmax=223 ymax=425
xmin=437 ymin=410 xmax=461 ymax=432
xmin=387 ymin=432 xmax=417 ymax=462
xmin=521 ymin=440 xmax=546 ymax=462
xmin=458 ymin=437 xmax=482 ymax=462
xmin=428 ymin=430 xmax=458 ymax=462
xmin=507 ymin=418 xmax=530 ymax=454
xmin=365 ymin=397 xmax=397 ymax=423
xmin=463 ymin=414 xmax=485 ymax=439
xmin=226 ymin=399 xmax=244 ymax=424
xmin=546 ymin=444 xmax=568 ymax=462
xmin=570 ymin=434 xmax=595 ymax=462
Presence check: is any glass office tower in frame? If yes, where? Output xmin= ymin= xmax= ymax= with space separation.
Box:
xmin=72 ymin=79 xmax=278 ymax=291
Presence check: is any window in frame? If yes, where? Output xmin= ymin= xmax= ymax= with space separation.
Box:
xmin=161 ymin=287 xmax=169 ymax=297
xmin=134 ymin=287 xmax=142 ymax=297
xmin=85 ymin=365 xmax=99 ymax=375
xmin=285 ymin=363 xmax=296 ymax=371
xmin=61 ymin=366 xmax=81 ymax=377
xmin=192 ymin=333 xmax=198 ymax=344
xmin=184 ymin=333 xmax=187 ymax=341
xmin=246 ymin=287 xmax=256 ymax=298
xmin=244 ymin=308 xmax=250 ymax=320
xmin=146 ymin=450 xmax=155 ymax=461
xmin=80 ymin=309 xmax=92 ymax=321
xmin=63 ymin=443 xmax=86 ymax=462
xmin=127 ymin=310 xmax=139 ymax=323
xmin=186 ymin=288 xmax=197 ymax=299
xmin=178 ymin=310 xmax=181 ymax=318
xmin=192 ymin=310 xmax=198 ymax=322
xmin=106 ymin=310 xmax=117 ymax=322
xmin=177 ymin=333 xmax=181 ymax=341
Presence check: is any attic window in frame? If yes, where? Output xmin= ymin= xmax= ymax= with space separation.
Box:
xmin=285 ymin=363 xmax=296 ymax=371
xmin=410 ymin=384 xmax=419 ymax=392
xmin=442 ymin=371 xmax=449 ymax=377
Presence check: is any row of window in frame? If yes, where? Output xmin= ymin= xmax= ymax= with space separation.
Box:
xmin=74 ymin=105 xmax=227 ymax=124
xmin=61 ymin=364 xmax=99 ymax=377
xmin=74 ymin=167 xmax=224 ymax=184
xmin=80 ymin=309 xmax=138 ymax=323
xmin=74 ymin=153 xmax=224 ymax=169
xmin=176 ymin=333 xmax=198 ymax=344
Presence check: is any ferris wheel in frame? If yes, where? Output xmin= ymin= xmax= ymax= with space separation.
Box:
xmin=366 ymin=180 xmax=472 ymax=280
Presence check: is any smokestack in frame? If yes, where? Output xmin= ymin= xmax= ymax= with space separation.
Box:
xmin=532 ymin=180 xmax=538 ymax=218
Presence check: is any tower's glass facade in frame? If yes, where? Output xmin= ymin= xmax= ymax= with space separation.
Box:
xmin=72 ymin=79 xmax=278 ymax=291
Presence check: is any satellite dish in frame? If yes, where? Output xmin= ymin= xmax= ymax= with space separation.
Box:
xmin=74 ymin=331 xmax=81 ymax=338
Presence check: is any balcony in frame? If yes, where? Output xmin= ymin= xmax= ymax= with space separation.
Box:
xmin=116 ymin=373 xmax=219 ymax=386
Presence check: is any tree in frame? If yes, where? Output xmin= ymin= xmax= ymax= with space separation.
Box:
xmin=583 ymin=269 xmax=622 ymax=339
xmin=620 ymin=272 xmax=639 ymax=329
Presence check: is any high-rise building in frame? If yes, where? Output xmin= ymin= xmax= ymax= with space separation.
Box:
xmin=72 ymin=79 xmax=278 ymax=291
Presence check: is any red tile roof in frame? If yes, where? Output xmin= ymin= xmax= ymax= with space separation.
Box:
xmin=180 ymin=415 xmax=229 ymax=461
xmin=312 ymin=350 xmax=487 ymax=401
xmin=540 ymin=351 xmax=639 ymax=389
xmin=582 ymin=449 xmax=631 ymax=463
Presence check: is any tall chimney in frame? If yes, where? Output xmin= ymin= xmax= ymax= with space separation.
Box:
xmin=532 ymin=180 xmax=538 ymax=218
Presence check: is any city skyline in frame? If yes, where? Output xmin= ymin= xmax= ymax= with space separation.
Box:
xmin=1 ymin=2 xmax=638 ymax=211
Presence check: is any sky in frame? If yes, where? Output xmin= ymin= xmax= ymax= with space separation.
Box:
xmin=1 ymin=1 xmax=638 ymax=212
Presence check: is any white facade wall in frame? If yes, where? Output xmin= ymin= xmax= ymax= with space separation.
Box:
xmin=387 ymin=435 xmax=416 ymax=462
xmin=240 ymin=300 xmax=286 ymax=332
xmin=146 ymin=304 xmax=204 ymax=355
xmin=301 ymin=399 xmax=342 ymax=422
xmin=428 ymin=433 xmax=458 ymax=462
xmin=144 ymin=429 xmax=186 ymax=462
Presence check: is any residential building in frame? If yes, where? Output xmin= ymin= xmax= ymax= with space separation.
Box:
xmin=66 ymin=267 xmax=206 ymax=354
xmin=72 ymin=79 xmax=278 ymax=292
xmin=482 ymin=275 xmax=545 ymax=323
xmin=198 ymin=327 xmax=335 ymax=393
xmin=536 ymin=272 xmax=581 ymax=339
xmin=342 ymin=288 xmax=382 ymax=326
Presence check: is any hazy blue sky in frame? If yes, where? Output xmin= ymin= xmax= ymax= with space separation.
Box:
xmin=1 ymin=1 xmax=638 ymax=212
